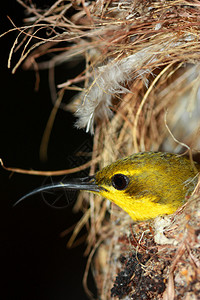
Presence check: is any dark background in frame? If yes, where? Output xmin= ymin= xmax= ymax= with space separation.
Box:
xmin=1 ymin=1 xmax=96 ymax=299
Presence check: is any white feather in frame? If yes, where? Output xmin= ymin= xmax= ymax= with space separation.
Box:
xmin=75 ymin=47 xmax=156 ymax=133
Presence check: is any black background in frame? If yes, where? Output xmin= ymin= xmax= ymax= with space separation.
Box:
xmin=1 ymin=1 xmax=96 ymax=299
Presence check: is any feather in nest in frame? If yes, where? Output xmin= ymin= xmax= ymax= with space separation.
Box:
xmin=75 ymin=48 xmax=154 ymax=133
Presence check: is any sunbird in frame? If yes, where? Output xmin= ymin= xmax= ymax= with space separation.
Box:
xmin=15 ymin=152 xmax=200 ymax=221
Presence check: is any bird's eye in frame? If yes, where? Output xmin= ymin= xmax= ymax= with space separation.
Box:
xmin=111 ymin=174 xmax=129 ymax=190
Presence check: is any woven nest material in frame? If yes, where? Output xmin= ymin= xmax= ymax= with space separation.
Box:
xmin=4 ymin=1 xmax=200 ymax=299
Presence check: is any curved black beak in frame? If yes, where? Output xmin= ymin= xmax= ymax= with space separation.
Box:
xmin=14 ymin=176 xmax=100 ymax=207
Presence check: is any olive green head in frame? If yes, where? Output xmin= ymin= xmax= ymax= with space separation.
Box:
xmin=16 ymin=152 xmax=199 ymax=221
xmin=95 ymin=152 xmax=199 ymax=220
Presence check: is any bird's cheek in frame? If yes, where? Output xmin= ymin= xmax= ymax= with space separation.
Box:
xmin=99 ymin=189 xmax=110 ymax=200
xmin=100 ymin=189 xmax=123 ymax=205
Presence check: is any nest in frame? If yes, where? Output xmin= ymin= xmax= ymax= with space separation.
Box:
xmin=4 ymin=1 xmax=200 ymax=299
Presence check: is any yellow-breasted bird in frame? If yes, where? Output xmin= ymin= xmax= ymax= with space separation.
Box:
xmin=16 ymin=152 xmax=200 ymax=221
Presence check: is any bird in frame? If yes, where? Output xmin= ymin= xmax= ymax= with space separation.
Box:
xmin=15 ymin=152 xmax=200 ymax=221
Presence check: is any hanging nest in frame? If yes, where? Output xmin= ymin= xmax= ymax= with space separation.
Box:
xmin=4 ymin=1 xmax=200 ymax=299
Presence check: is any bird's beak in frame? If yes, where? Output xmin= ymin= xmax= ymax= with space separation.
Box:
xmin=14 ymin=176 xmax=100 ymax=207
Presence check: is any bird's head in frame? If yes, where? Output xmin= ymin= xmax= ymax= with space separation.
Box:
xmin=15 ymin=152 xmax=199 ymax=221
